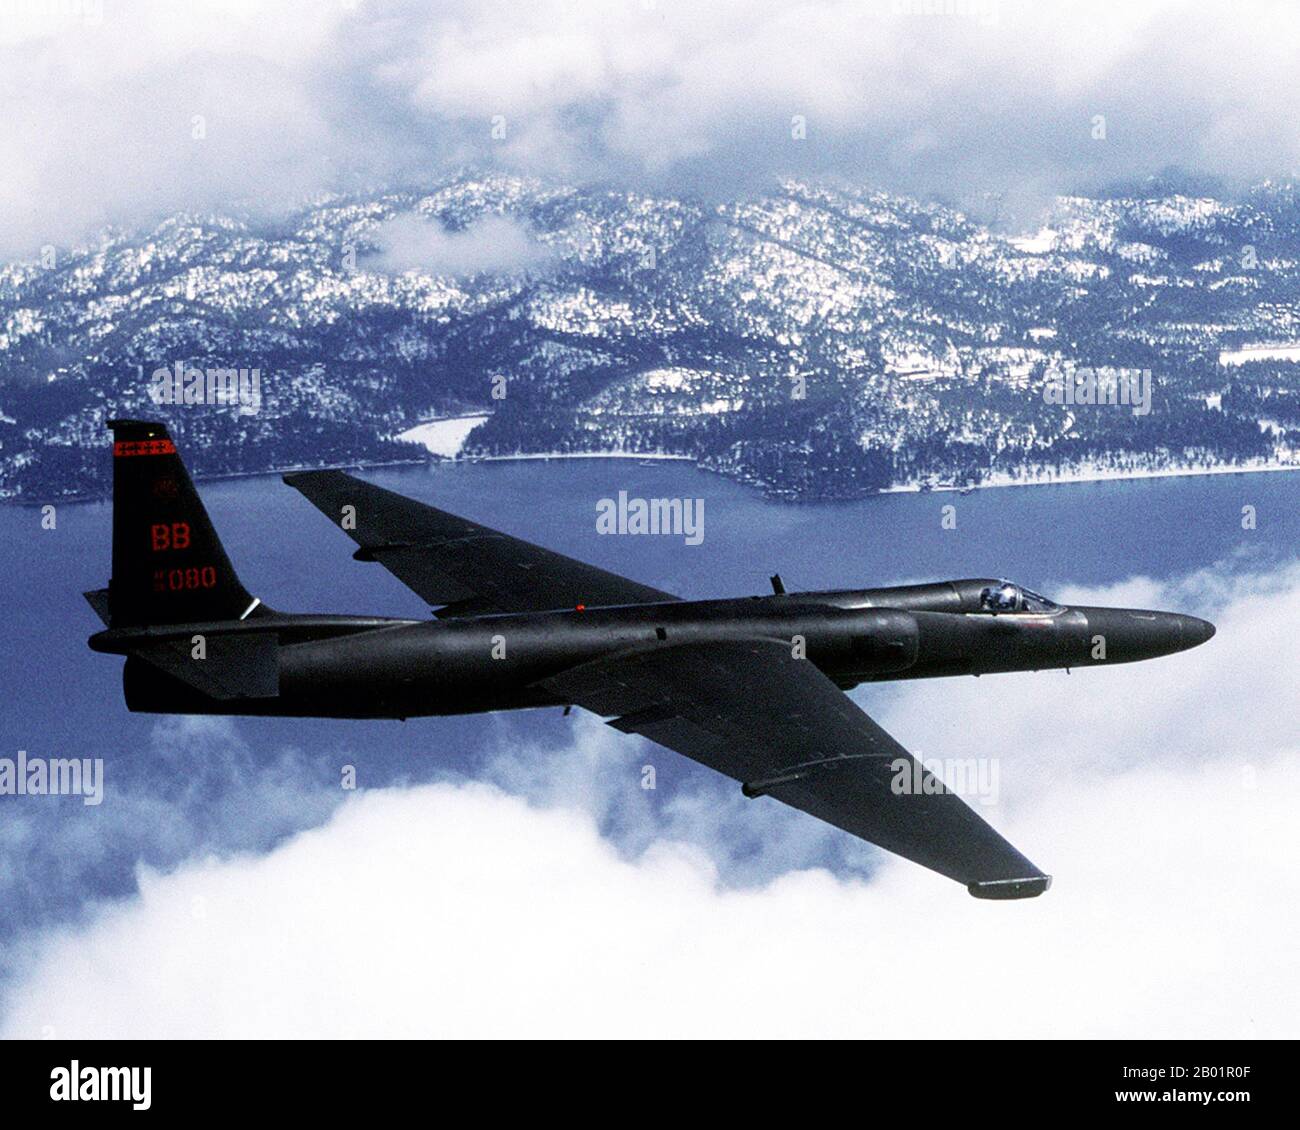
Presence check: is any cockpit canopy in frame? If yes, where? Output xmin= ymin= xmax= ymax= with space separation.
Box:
xmin=978 ymin=581 xmax=1060 ymax=614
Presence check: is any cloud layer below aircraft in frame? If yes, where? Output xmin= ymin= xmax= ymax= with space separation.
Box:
xmin=3 ymin=564 xmax=1296 ymax=1038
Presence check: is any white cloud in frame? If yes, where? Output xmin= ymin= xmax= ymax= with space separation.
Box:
xmin=0 ymin=714 xmax=343 ymax=978
xmin=2 ymin=563 xmax=1297 ymax=1038
xmin=366 ymin=214 xmax=555 ymax=278
xmin=7 ymin=0 xmax=1300 ymax=256
xmin=3 ymin=758 xmax=1296 ymax=1038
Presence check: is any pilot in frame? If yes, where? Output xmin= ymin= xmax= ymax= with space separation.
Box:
xmin=980 ymin=582 xmax=1021 ymax=612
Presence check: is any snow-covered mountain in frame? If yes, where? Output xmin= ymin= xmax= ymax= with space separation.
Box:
xmin=3 ymin=174 xmax=1298 ymax=500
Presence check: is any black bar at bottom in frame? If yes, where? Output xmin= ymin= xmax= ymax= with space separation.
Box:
xmin=0 ymin=1038 xmax=1288 ymax=1116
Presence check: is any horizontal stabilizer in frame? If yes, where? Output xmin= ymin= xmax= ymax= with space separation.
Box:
xmin=133 ymin=631 xmax=280 ymax=699
xmin=84 ymin=588 xmax=112 ymax=627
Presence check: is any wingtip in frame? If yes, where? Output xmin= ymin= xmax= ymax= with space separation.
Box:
xmin=967 ymin=875 xmax=1052 ymax=900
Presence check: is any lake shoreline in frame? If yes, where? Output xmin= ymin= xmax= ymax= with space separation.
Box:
xmin=7 ymin=452 xmax=1298 ymax=507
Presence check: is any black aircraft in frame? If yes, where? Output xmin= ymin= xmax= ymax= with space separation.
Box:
xmin=87 ymin=420 xmax=1215 ymax=898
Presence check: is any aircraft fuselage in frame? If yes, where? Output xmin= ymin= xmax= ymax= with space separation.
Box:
xmin=96 ymin=583 xmax=1213 ymax=719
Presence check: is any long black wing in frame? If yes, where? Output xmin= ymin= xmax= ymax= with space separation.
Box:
xmin=284 ymin=470 xmax=679 ymax=617
xmin=540 ymin=638 xmax=1050 ymax=898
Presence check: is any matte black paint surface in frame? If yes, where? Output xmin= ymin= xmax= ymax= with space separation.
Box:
xmin=103 ymin=591 xmax=1209 ymax=718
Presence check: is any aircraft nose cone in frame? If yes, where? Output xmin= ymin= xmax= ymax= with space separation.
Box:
xmin=1081 ymin=608 xmax=1215 ymax=661
xmin=1180 ymin=615 xmax=1216 ymax=647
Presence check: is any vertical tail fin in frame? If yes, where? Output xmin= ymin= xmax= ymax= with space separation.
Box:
xmin=105 ymin=419 xmax=261 ymax=627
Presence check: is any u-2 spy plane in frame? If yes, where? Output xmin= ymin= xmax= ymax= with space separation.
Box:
xmin=87 ymin=420 xmax=1215 ymax=898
